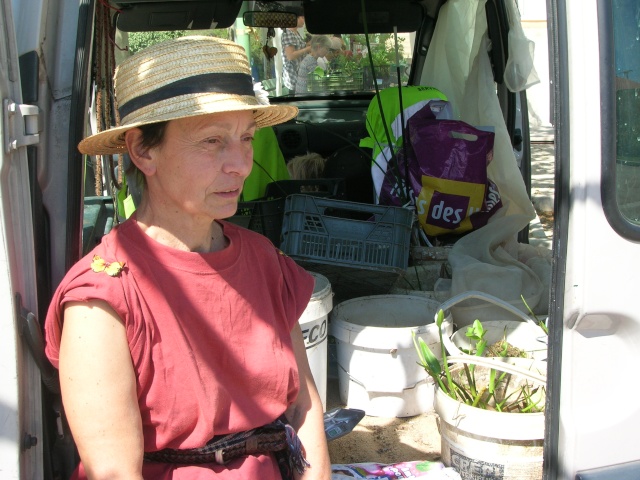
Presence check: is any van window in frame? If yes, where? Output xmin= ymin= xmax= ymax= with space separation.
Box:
xmin=602 ymin=0 xmax=640 ymax=237
xmin=249 ymin=32 xmax=415 ymax=98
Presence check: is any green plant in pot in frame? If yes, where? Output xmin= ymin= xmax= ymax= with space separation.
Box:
xmin=330 ymin=34 xmax=407 ymax=88
xmin=439 ymin=292 xmax=549 ymax=363
xmin=457 ymin=318 xmax=533 ymax=360
xmin=413 ymin=309 xmax=547 ymax=479
xmin=331 ymin=51 xmax=363 ymax=77
xmin=357 ymin=35 xmax=407 ymax=87
xmin=413 ymin=310 xmax=545 ymax=412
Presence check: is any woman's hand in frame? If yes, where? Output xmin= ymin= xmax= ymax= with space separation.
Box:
xmin=286 ymin=324 xmax=331 ymax=480
xmin=59 ymin=300 xmax=144 ymax=480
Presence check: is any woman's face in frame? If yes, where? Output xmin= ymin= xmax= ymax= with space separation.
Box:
xmin=143 ymin=110 xmax=256 ymax=220
xmin=312 ymin=45 xmax=329 ymax=59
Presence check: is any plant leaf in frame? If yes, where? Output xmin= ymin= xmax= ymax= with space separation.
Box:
xmin=419 ymin=338 xmax=441 ymax=376
xmin=489 ymin=368 xmax=496 ymax=394
xmin=521 ymin=294 xmax=549 ymax=335
xmin=465 ymin=319 xmax=485 ymax=342
xmin=412 ymin=331 xmax=441 ymax=377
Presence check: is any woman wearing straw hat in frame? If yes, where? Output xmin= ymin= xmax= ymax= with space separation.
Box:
xmin=44 ymin=36 xmax=330 ymax=480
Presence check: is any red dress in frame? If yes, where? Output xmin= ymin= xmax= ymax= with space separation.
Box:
xmin=45 ymin=218 xmax=315 ymax=479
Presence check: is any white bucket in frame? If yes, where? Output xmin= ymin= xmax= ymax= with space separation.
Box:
xmin=300 ymin=272 xmax=333 ymax=411
xmin=435 ymin=357 xmax=545 ymax=479
xmin=329 ymin=294 xmax=450 ymax=417
xmin=449 ymin=320 xmax=548 ymax=361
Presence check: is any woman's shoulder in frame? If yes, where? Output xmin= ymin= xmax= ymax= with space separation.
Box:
xmin=55 ymin=221 xmax=134 ymax=293
xmin=44 ymin=225 xmax=131 ymax=367
xmin=281 ymin=29 xmax=298 ymax=42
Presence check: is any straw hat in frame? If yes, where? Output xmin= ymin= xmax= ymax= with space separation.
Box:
xmin=79 ymin=36 xmax=298 ymax=155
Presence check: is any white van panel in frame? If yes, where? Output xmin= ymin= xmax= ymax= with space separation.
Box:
xmin=557 ymin=0 xmax=640 ymax=476
xmin=1 ymin=0 xmax=44 ymax=478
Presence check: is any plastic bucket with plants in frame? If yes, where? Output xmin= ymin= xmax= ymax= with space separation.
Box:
xmin=434 ymin=357 xmax=545 ymax=480
xmin=439 ymin=291 xmax=548 ymax=362
xmin=414 ymin=309 xmax=546 ymax=479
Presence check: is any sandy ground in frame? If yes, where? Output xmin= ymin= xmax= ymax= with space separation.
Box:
xmin=325 ymin=377 xmax=443 ymax=467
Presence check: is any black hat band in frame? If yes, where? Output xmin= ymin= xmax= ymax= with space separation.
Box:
xmin=119 ymin=72 xmax=255 ymax=119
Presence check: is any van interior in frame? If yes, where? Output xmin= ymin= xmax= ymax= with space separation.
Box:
xmin=10 ymin=0 xmax=554 ymax=478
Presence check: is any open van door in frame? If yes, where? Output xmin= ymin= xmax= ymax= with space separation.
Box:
xmin=546 ymin=0 xmax=640 ymax=477
xmin=0 ymin=0 xmax=44 ymax=477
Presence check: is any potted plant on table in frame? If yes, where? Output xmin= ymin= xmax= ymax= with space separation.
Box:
xmin=310 ymin=52 xmax=364 ymax=92
xmin=322 ymin=34 xmax=407 ymax=91
xmin=413 ymin=309 xmax=546 ymax=480
xmin=351 ymin=34 xmax=407 ymax=88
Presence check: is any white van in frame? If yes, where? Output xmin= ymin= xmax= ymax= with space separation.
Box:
xmin=1 ymin=0 xmax=638 ymax=478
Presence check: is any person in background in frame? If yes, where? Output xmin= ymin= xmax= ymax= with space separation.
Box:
xmin=44 ymin=36 xmax=330 ymax=480
xmin=281 ymin=7 xmax=310 ymax=93
xmin=331 ymin=35 xmax=347 ymax=51
xmin=317 ymin=37 xmax=344 ymax=71
xmin=295 ymin=35 xmax=333 ymax=94
xmin=287 ymin=153 xmax=327 ymax=193
xmin=328 ymin=37 xmax=346 ymax=70
xmin=287 ymin=153 xmax=327 ymax=181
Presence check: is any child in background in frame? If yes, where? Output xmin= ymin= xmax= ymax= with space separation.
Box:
xmin=287 ymin=153 xmax=327 ymax=182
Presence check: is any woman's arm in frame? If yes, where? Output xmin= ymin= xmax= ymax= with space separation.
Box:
xmin=59 ymin=300 xmax=144 ymax=480
xmin=284 ymin=43 xmax=311 ymax=61
xmin=286 ymin=323 xmax=331 ymax=480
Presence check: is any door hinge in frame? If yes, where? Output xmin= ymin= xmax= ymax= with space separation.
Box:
xmin=3 ymin=98 xmax=40 ymax=154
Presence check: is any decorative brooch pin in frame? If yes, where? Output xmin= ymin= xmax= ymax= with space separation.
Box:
xmin=90 ymin=255 xmax=126 ymax=277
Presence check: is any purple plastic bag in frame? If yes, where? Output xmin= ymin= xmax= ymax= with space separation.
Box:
xmin=379 ymin=105 xmax=502 ymax=237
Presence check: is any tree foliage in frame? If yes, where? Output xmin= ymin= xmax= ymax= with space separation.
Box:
xmin=127 ymin=29 xmax=231 ymax=55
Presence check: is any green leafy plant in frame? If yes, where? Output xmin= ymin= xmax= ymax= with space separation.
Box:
xmin=349 ymin=33 xmax=404 ymax=66
xmin=412 ymin=311 xmax=545 ymax=413
xmin=312 ymin=66 xmax=326 ymax=77
xmin=462 ymin=320 xmax=528 ymax=359
xmin=127 ymin=29 xmax=229 ymax=55
xmin=362 ymin=44 xmax=396 ymax=67
xmin=521 ymin=294 xmax=549 ymax=334
xmin=331 ymin=51 xmax=364 ymax=76
xmin=331 ymin=34 xmax=405 ymax=76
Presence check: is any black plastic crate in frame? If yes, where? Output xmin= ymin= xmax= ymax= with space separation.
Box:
xmin=264 ymin=178 xmax=346 ymax=199
xmin=227 ymin=197 xmax=286 ymax=246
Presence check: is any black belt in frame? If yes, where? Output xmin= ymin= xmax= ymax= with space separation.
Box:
xmin=144 ymin=416 xmax=309 ymax=479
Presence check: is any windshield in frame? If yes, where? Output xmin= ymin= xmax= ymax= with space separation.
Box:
xmin=245 ymin=2 xmax=415 ymax=98
xmin=120 ymin=1 xmax=416 ymax=99
xmin=248 ymin=28 xmax=415 ymax=98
